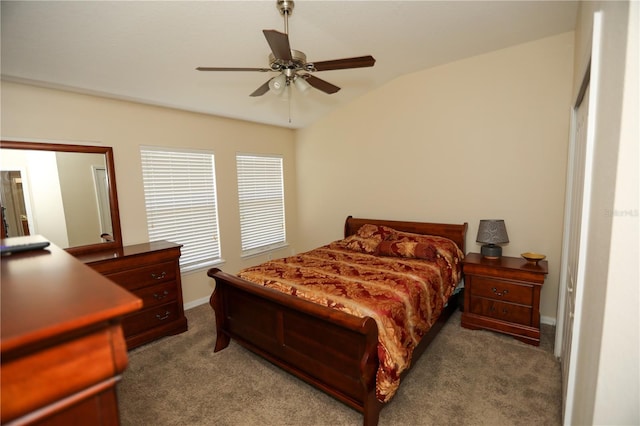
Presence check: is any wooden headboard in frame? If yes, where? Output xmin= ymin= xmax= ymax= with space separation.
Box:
xmin=344 ymin=216 xmax=468 ymax=254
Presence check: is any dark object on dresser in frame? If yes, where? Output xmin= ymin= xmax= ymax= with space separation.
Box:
xmin=1 ymin=236 xmax=142 ymax=425
xmin=208 ymin=216 xmax=467 ymax=426
xmin=78 ymin=240 xmax=188 ymax=349
xmin=461 ymin=252 xmax=548 ymax=346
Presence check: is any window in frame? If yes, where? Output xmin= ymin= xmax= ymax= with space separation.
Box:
xmin=140 ymin=147 xmax=221 ymax=272
xmin=236 ymin=154 xmax=286 ymax=256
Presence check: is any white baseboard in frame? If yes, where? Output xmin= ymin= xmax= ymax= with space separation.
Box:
xmin=184 ymin=296 xmax=210 ymax=311
xmin=541 ymin=315 xmax=556 ymax=326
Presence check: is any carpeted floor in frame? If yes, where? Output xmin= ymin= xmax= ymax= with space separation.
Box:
xmin=118 ymin=303 xmax=561 ymax=425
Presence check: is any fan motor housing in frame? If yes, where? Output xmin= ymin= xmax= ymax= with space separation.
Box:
xmin=269 ymin=49 xmax=308 ymax=73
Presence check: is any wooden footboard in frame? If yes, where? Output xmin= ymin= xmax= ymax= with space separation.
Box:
xmin=208 ymin=268 xmax=383 ymax=425
xmin=208 ymin=216 xmax=467 ymax=426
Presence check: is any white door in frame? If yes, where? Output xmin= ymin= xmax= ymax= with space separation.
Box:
xmin=556 ymin=12 xmax=603 ymax=425
xmin=560 ymin=83 xmax=589 ymax=409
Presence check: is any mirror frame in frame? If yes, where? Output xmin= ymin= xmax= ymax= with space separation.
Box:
xmin=0 ymin=140 xmax=123 ymax=256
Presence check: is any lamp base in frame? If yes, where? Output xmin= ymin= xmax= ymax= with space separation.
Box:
xmin=481 ymin=244 xmax=502 ymax=259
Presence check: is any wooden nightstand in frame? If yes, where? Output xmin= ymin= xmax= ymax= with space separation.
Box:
xmin=461 ymin=252 xmax=548 ymax=346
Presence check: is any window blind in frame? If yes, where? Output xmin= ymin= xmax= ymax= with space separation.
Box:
xmin=140 ymin=147 xmax=221 ymax=272
xmin=236 ymin=154 xmax=286 ymax=256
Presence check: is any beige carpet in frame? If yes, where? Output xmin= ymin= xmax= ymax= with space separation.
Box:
xmin=118 ymin=303 xmax=561 ymax=425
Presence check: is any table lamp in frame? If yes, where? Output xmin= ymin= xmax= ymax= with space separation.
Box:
xmin=476 ymin=219 xmax=509 ymax=259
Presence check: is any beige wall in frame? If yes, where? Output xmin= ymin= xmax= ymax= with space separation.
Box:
xmin=1 ymin=81 xmax=298 ymax=305
xmin=569 ymin=1 xmax=639 ymax=424
xmin=296 ymin=32 xmax=575 ymax=322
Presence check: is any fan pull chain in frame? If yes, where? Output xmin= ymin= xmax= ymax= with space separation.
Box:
xmin=288 ymin=85 xmax=292 ymax=123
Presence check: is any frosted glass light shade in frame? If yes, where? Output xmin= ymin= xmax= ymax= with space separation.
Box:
xmin=268 ymin=74 xmax=287 ymax=94
xmin=294 ymin=75 xmax=311 ymax=92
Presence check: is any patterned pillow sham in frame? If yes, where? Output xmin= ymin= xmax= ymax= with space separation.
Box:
xmin=337 ymin=224 xmax=397 ymax=254
xmin=375 ymin=240 xmax=439 ymax=260
xmin=355 ymin=223 xmax=397 ymax=240
xmin=376 ymin=230 xmax=464 ymax=284
xmin=390 ymin=230 xmax=464 ymax=259
xmin=336 ymin=224 xmax=464 ymax=265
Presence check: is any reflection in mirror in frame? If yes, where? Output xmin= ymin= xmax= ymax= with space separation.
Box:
xmin=0 ymin=141 xmax=122 ymax=255
xmin=1 ymin=170 xmax=30 ymax=237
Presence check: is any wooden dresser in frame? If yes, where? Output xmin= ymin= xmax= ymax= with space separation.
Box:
xmin=78 ymin=241 xmax=188 ymax=349
xmin=1 ymin=236 xmax=142 ymax=425
xmin=461 ymin=253 xmax=548 ymax=346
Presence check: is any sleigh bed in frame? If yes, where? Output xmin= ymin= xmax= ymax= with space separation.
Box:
xmin=207 ymin=216 xmax=467 ymax=425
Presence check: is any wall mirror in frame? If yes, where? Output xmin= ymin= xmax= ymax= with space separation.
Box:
xmin=0 ymin=140 xmax=123 ymax=255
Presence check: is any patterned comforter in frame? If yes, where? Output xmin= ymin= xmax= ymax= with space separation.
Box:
xmin=237 ymin=224 xmax=464 ymax=402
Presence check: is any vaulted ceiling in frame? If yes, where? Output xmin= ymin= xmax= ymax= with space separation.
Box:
xmin=1 ymin=1 xmax=578 ymax=129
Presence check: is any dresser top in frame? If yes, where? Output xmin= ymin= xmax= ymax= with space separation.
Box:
xmin=1 ymin=236 xmax=142 ymax=354
xmin=75 ymin=240 xmax=182 ymax=264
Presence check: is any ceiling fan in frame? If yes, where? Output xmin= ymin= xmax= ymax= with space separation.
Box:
xmin=196 ymin=0 xmax=376 ymax=97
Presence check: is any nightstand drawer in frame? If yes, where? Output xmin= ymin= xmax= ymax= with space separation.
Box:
xmin=469 ymin=297 xmax=532 ymax=325
xmin=469 ymin=276 xmax=533 ymax=305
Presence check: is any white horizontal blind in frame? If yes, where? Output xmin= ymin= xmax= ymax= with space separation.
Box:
xmin=236 ymin=154 xmax=286 ymax=256
xmin=140 ymin=147 xmax=221 ymax=271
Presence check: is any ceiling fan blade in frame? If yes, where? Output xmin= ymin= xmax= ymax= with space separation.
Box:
xmin=310 ymin=55 xmax=376 ymax=72
xmin=196 ymin=67 xmax=271 ymax=72
xmin=305 ymin=75 xmax=340 ymax=94
xmin=250 ymin=80 xmax=271 ymax=97
xmin=263 ymin=29 xmax=292 ymax=61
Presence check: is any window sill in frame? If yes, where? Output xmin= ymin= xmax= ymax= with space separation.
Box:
xmin=240 ymin=243 xmax=290 ymax=260
xmin=181 ymin=258 xmax=226 ymax=275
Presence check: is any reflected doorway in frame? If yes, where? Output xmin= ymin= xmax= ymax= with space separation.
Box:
xmin=0 ymin=170 xmax=31 ymax=238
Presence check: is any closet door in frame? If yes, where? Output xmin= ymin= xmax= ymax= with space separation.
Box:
xmin=560 ymin=82 xmax=589 ymax=411
xmin=556 ymin=12 xmax=603 ymax=424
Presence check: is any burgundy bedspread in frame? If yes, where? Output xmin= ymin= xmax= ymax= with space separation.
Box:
xmin=237 ymin=225 xmax=464 ymax=402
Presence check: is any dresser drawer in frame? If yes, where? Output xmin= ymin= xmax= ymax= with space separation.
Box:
xmin=468 ymin=297 xmax=533 ymax=326
xmin=81 ymin=241 xmax=187 ymax=349
xmin=469 ymin=276 xmax=533 ymax=305
xmin=134 ymin=282 xmax=179 ymax=309
xmin=105 ymin=261 xmax=176 ymax=291
xmin=123 ymin=302 xmax=181 ymax=337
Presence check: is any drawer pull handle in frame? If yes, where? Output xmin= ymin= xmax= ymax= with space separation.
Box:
xmin=491 ymin=287 xmax=509 ymax=297
xmin=151 ymin=271 xmax=167 ymax=280
xmin=156 ymin=311 xmax=171 ymax=321
xmin=153 ymin=290 xmax=170 ymax=300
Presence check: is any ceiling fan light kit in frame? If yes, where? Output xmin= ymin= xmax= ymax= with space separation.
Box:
xmin=196 ymin=0 xmax=375 ymax=98
xmin=294 ymin=75 xmax=311 ymax=92
xmin=268 ymin=73 xmax=287 ymax=95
